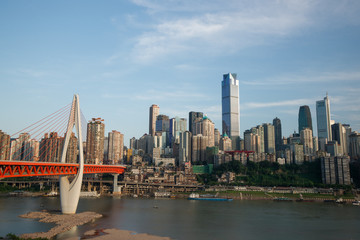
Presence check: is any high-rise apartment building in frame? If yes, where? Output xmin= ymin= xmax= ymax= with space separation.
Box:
xmin=300 ymin=128 xmax=313 ymax=156
xmin=0 ymin=130 xmax=10 ymax=160
xmin=214 ymin=128 xmax=220 ymax=147
xmin=86 ymin=118 xmax=105 ymax=164
xmin=10 ymin=133 xmax=30 ymax=161
xmin=332 ymin=123 xmax=347 ymax=156
xmin=349 ymin=132 xmax=360 ymax=160
xmin=194 ymin=116 xmax=215 ymax=147
xmin=313 ymin=136 xmax=319 ymax=153
xmin=39 ymin=132 xmax=63 ymax=162
xmin=290 ymin=143 xmax=304 ymax=165
xmin=156 ymin=115 xmax=170 ymax=132
xmin=149 ymin=104 xmax=160 ymax=136
xmin=179 ymin=131 xmax=192 ymax=165
xmin=343 ymin=124 xmax=352 ymax=156
xmin=11 ymin=133 xmax=40 ymax=162
xmin=273 ymin=117 xmax=282 ymax=153
xmin=298 ymin=105 xmax=313 ymax=133
xmin=316 ymin=94 xmax=332 ymax=141
xmin=321 ymin=156 xmax=351 ymax=185
xmin=263 ymin=123 xmax=275 ymax=154
xmin=251 ymin=125 xmax=265 ymax=153
xmin=222 ymin=73 xmax=240 ymax=139
xmin=23 ymin=139 xmax=40 ymax=162
xmin=169 ymin=117 xmax=187 ymax=145
xmin=192 ymin=134 xmax=208 ymax=163
xmin=66 ymin=133 xmax=78 ymax=163
xmin=189 ymin=111 xmax=203 ymax=134
xmin=129 ymin=137 xmax=137 ymax=150
xmin=219 ymin=134 xmax=232 ymax=151
xmin=244 ymin=130 xmax=260 ymax=152
xmin=107 ymin=130 xmax=124 ymax=165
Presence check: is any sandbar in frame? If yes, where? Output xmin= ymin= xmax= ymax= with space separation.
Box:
xmin=19 ymin=211 xmax=102 ymax=239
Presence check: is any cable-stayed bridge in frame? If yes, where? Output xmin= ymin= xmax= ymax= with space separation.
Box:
xmin=0 ymin=95 xmax=126 ymax=214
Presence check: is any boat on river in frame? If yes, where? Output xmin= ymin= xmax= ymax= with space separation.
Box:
xmin=273 ymin=197 xmax=293 ymax=202
xmin=188 ymin=193 xmax=233 ymax=201
xmin=80 ymin=191 xmax=100 ymax=197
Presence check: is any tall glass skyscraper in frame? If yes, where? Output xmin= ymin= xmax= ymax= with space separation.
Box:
xmin=273 ymin=117 xmax=282 ymax=152
xmin=316 ymin=94 xmax=332 ymax=140
xmin=298 ymin=105 xmax=313 ymax=133
xmin=221 ymin=73 xmax=240 ymax=138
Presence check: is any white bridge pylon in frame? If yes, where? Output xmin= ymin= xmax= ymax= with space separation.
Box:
xmin=60 ymin=94 xmax=84 ymax=214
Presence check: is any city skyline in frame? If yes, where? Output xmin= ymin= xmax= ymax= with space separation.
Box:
xmin=0 ymin=0 xmax=360 ymax=145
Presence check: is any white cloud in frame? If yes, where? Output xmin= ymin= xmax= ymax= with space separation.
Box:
xmin=132 ymin=89 xmax=209 ymax=101
xmin=127 ymin=0 xmax=360 ymax=63
xmin=129 ymin=0 xmax=315 ymax=62
xmin=128 ymin=0 xmax=360 ymax=63
xmin=242 ymin=98 xmax=316 ymax=110
xmin=241 ymin=71 xmax=360 ymax=86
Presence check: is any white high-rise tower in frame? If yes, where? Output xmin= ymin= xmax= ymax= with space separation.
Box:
xmin=316 ymin=93 xmax=332 ymax=141
xmin=222 ymin=73 xmax=240 ymax=139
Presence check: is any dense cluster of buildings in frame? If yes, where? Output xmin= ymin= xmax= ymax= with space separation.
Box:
xmin=1 ymin=73 xmax=360 ymax=186
xmin=0 ymin=118 xmax=124 ymax=166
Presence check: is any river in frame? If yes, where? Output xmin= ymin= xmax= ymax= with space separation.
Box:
xmin=1 ymin=196 xmax=360 ymax=240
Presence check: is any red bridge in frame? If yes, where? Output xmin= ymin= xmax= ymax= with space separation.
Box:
xmin=0 ymin=160 xmax=126 ymax=179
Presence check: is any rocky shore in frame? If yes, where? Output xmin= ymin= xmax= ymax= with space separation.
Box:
xmin=19 ymin=211 xmax=102 ymax=239
xmin=19 ymin=211 xmax=171 ymax=240
xmin=79 ymin=229 xmax=171 ymax=240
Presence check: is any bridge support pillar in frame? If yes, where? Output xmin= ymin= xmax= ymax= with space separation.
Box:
xmin=59 ymin=94 xmax=84 ymax=214
xmin=113 ymin=174 xmax=121 ymax=194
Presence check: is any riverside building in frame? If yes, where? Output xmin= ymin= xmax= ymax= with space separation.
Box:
xmin=86 ymin=118 xmax=105 ymax=164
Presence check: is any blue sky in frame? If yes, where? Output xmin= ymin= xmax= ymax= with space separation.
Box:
xmin=1 ymin=0 xmax=360 ymax=146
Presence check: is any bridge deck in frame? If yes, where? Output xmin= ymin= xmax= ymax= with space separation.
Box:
xmin=0 ymin=161 xmax=126 ymax=178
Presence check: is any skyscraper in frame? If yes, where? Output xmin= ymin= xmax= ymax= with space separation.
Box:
xmin=349 ymin=132 xmax=360 ymax=160
xmin=0 ymin=130 xmax=10 ymax=160
xmin=149 ymin=104 xmax=160 ymax=136
xmin=107 ymin=130 xmax=124 ymax=165
xmin=86 ymin=118 xmax=105 ymax=164
xmin=300 ymin=128 xmax=313 ymax=156
xmin=273 ymin=117 xmax=282 ymax=153
xmin=332 ymin=123 xmax=347 ymax=156
xmin=316 ymin=94 xmax=332 ymax=141
xmin=179 ymin=131 xmax=192 ymax=165
xmin=219 ymin=133 xmax=232 ymax=151
xmin=321 ymin=156 xmax=351 ymax=185
xmin=39 ymin=132 xmax=62 ymax=162
xmin=156 ymin=115 xmax=170 ymax=132
xmin=192 ymin=134 xmax=208 ymax=163
xmin=189 ymin=111 xmax=203 ymax=134
xmin=222 ymin=73 xmax=240 ymax=139
xmin=298 ymin=105 xmax=313 ymax=133
xmin=169 ymin=117 xmax=187 ymax=145
xmin=263 ymin=123 xmax=275 ymax=154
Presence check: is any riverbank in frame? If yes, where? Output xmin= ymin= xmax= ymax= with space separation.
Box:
xmin=171 ymin=190 xmax=358 ymax=202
